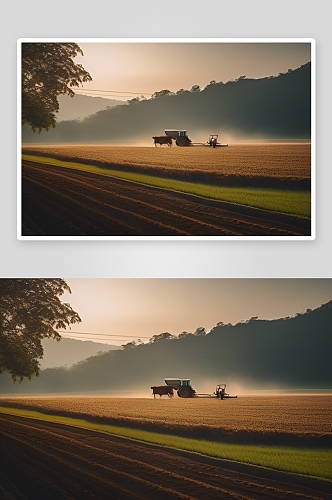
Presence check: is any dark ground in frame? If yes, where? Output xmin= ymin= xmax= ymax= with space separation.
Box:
xmin=1 ymin=414 xmax=331 ymax=500
xmin=22 ymin=161 xmax=311 ymax=237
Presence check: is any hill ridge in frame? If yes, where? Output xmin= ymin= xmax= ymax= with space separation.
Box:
xmin=22 ymin=62 xmax=311 ymax=143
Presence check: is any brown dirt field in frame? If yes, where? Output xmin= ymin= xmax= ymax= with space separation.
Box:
xmin=1 ymin=414 xmax=331 ymax=500
xmin=21 ymin=161 xmax=311 ymax=236
xmin=22 ymin=144 xmax=311 ymax=189
xmin=2 ymin=396 xmax=331 ymax=445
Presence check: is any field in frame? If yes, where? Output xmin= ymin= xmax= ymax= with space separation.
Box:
xmin=2 ymin=413 xmax=332 ymax=500
xmin=1 ymin=395 xmax=330 ymax=439
xmin=1 ymin=396 xmax=331 ymax=499
xmin=22 ymin=144 xmax=311 ymax=187
xmin=21 ymin=145 xmax=312 ymax=237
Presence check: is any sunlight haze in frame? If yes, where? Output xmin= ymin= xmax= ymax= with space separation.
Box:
xmin=73 ymin=42 xmax=311 ymax=100
xmin=60 ymin=279 xmax=332 ymax=345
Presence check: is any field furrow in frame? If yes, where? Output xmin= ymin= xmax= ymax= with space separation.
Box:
xmin=1 ymin=414 xmax=331 ymax=500
xmin=22 ymin=161 xmax=311 ymax=237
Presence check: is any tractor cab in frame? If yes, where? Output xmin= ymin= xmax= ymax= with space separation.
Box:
xmin=164 ymin=130 xmax=187 ymax=139
xmin=164 ymin=130 xmax=192 ymax=147
xmin=164 ymin=378 xmax=196 ymax=398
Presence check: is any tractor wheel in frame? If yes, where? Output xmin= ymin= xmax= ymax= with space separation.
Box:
xmin=176 ymin=136 xmax=188 ymax=147
xmin=177 ymin=386 xmax=192 ymax=398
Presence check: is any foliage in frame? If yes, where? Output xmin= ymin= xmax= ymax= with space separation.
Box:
xmin=178 ymin=331 xmax=193 ymax=338
xmin=151 ymin=89 xmax=172 ymax=99
xmin=122 ymin=339 xmax=143 ymax=349
xmin=127 ymin=97 xmax=140 ymax=104
xmin=149 ymin=332 xmax=175 ymax=343
xmin=203 ymin=80 xmax=218 ymax=90
xmin=0 ymin=279 xmax=81 ymax=382
xmin=22 ymin=43 xmax=92 ymax=133
xmin=194 ymin=327 xmax=206 ymax=336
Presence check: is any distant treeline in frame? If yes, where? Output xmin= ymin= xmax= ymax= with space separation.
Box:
xmin=1 ymin=297 xmax=330 ymax=394
xmin=22 ymin=62 xmax=311 ymax=143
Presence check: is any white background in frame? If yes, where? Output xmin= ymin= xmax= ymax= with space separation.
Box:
xmin=1 ymin=0 xmax=331 ymax=278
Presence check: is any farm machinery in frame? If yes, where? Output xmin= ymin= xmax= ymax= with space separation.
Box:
xmin=153 ymin=130 xmax=228 ymax=148
xmin=151 ymin=378 xmax=237 ymax=399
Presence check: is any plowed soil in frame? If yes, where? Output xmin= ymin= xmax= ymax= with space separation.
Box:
xmin=1 ymin=414 xmax=331 ymax=500
xmin=22 ymin=161 xmax=311 ymax=237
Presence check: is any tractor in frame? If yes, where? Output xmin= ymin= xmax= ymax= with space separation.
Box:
xmin=163 ymin=378 xmax=237 ymax=399
xmin=163 ymin=130 xmax=228 ymax=148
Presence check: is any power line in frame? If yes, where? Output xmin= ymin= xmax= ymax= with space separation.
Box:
xmin=75 ymin=88 xmax=152 ymax=96
xmin=73 ymin=92 xmax=139 ymax=99
xmin=61 ymin=337 xmax=128 ymax=342
xmin=58 ymin=330 xmax=150 ymax=339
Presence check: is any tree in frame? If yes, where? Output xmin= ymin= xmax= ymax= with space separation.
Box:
xmin=127 ymin=97 xmax=140 ymax=104
xmin=0 ymin=279 xmax=81 ymax=382
xmin=151 ymin=89 xmax=172 ymax=99
xmin=194 ymin=327 xmax=206 ymax=336
xmin=121 ymin=338 xmax=144 ymax=349
xmin=203 ymin=80 xmax=217 ymax=90
xmin=190 ymin=85 xmax=201 ymax=92
xmin=149 ymin=332 xmax=175 ymax=343
xmin=178 ymin=331 xmax=192 ymax=338
xmin=22 ymin=43 xmax=92 ymax=133
xmin=121 ymin=341 xmax=137 ymax=349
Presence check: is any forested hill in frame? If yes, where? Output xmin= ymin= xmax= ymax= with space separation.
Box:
xmin=56 ymin=94 xmax=126 ymax=122
xmin=1 ymin=298 xmax=330 ymax=394
xmin=40 ymin=337 xmax=120 ymax=369
xmin=22 ymin=62 xmax=311 ymax=144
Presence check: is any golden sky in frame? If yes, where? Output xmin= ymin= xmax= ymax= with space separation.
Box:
xmin=73 ymin=42 xmax=311 ymax=100
xmin=61 ymin=279 xmax=332 ymax=345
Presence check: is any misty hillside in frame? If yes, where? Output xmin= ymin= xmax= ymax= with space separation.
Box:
xmin=40 ymin=337 xmax=120 ymax=369
xmin=56 ymin=94 xmax=126 ymax=122
xmin=23 ymin=62 xmax=311 ymax=143
xmin=1 ymin=298 xmax=330 ymax=394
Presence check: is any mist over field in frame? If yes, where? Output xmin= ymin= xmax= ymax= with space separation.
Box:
xmin=1 ymin=299 xmax=330 ymax=395
xmin=40 ymin=337 xmax=120 ymax=369
xmin=22 ymin=63 xmax=311 ymax=144
xmin=56 ymin=94 xmax=126 ymax=122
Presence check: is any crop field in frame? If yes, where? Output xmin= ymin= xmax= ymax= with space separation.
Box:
xmin=22 ymin=144 xmax=311 ymax=187
xmin=1 ymin=395 xmax=332 ymax=493
xmin=21 ymin=144 xmax=312 ymax=236
xmin=1 ymin=395 xmax=330 ymax=438
xmin=2 ymin=413 xmax=331 ymax=500
xmin=22 ymin=160 xmax=311 ymax=236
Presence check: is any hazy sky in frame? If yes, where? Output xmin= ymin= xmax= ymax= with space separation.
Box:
xmin=73 ymin=42 xmax=311 ymax=100
xmin=60 ymin=279 xmax=332 ymax=345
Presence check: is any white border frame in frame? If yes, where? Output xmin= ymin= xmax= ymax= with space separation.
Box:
xmin=18 ymin=38 xmax=316 ymax=241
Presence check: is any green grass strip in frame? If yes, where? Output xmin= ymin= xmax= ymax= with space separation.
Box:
xmin=1 ymin=406 xmax=330 ymax=481
xmin=22 ymin=154 xmax=310 ymax=218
